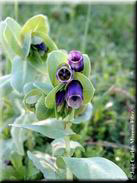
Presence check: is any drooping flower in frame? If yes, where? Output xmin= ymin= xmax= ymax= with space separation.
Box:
xmin=56 ymin=90 xmax=66 ymax=112
xmin=68 ymin=50 xmax=84 ymax=72
xmin=32 ymin=42 xmax=48 ymax=52
xmin=56 ymin=64 xmax=73 ymax=83
xmin=65 ymin=80 xmax=83 ymax=109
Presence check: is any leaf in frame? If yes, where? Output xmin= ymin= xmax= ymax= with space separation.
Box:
xmin=74 ymin=72 xmax=95 ymax=104
xmin=27 ymin=151 xmax=61 ymax=180
xmin=10 ymin=56 xmax=36 ymax=93
xmin=11 ymin=112 xmax=36 ymax=155
xmin=4 ymin=19 xmax=22 ymax=56
xmin=0 ymin=21 xmax=15 ymax=60
xmin=25 ymin=159 xmax=40 ymax=180
xmin=23 ymin=82 xmax=36 ymax=95
xmin=0 ymin=165 xmax=17 ymax=181
xmin=10 ymin=151 xmax=25 ymax=179
xmin=51 ymin=138 xmax=84 ymax=156
xmin=47 ymin=50 xmax=68 ymax=87
xmin=45 ymin=83 xmax=64 ymax=109
xmin=22 ymin=32 xmax=31 ymax=58
xmin=63 ymin=157 xmax=128 ymax=180
xmin=24 ymin=89 xmax=42 ymax=112
xmin=10 ymin=119 xmax=75 ymax=139
xmin=20 ymin=14 xmax=49 ymax=39
xmin=5 ymin=17 xmax=21 ymax=39
xmin=33 ymin=82 xmax=53 ymax=95
xmin=82 ymin=54 xmax=91 ymax=77
xmin=36 ymin=95 xmax=55 ymax=120
xmin=0 ymin=75 xmax=12 ymax=97
xmin=72 ymin=103 xmax=93 ymax=124
xmin=0 ymin=139 xmax=13 ymax=161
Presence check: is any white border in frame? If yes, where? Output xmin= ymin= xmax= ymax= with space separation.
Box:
xmin=0 ymin=0 xmax=136 ymax=4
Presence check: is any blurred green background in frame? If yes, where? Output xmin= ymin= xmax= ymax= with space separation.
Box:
xmin=0 ymin=2 xmax=135 ymax=179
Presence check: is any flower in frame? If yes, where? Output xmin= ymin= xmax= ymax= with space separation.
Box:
xmin=68 ymin=50 xmax=84 ymax=72
xmin=65 ymin=80 xmax=83 ymax=109
xmin=56 ymin=90 xmax=65 ymax=112
xmin=56 ymin=64 xmax=73 ymax=83
xmin=32 ymin=42 xmax=48 ymax=52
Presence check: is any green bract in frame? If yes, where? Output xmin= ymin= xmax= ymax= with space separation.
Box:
xmin=0 ymin=14 xmax=58 ymax=62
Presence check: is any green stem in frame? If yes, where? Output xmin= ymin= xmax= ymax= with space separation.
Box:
xmin=64 ymin=122 xmax=73 ymax=180
xmin=81 ymin=4 xmax=91 ymax=53
xmin=14 ymin=0 xmax=18 ymax=21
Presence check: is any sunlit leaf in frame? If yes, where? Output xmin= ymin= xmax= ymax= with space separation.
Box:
xmin=0 ymin=75 xmax=12 ymax=97
xmin=74 ymin=72 xmax=95 ymax=104
xmin=10 ymin=119 xmax=75 ymax=139
xmin=72 ymin=103 xmax=93 ymax=124
xmin=20 ymin=14 xmax=49 ymax=39
xmin=63 ymin=157 xmax=128 ymax=180
xmin=51 ymin=138 xmax=84 ymax=156
xmin=82 ymin=54 xmax=91 ymax=77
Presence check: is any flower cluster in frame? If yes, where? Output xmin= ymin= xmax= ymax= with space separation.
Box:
xmin=56 ymin=50 xmax=84 ymax=110
xmin=45 ymin=48 xmax=95 ymax=120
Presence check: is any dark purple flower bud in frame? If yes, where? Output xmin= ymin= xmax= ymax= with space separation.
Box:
xmin=32 ymin=42 xmax=48 ymax=52
xmin=56 ymin=64 xmax=73 ymax=83
xmin=68 ymin=50 xmax=84 ymax=72
xmin=65 ymin=80 xmax=83 ymax=109
xmin=56 ymin=90 xmax=66 ymax=112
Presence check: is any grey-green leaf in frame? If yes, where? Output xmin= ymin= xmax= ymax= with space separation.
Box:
xmin=10 ymin=119 xmax=75 ymax=139
xmin=82 ymin=54 xmax=91 ymax=78
xmin=74 ymin=72 xmax=95 ymax=104
xmin=63 ymin=157 xmax=128 ymax=180
xmin=72 ymin=103 xmax=93 ymax=124
xmin=11 ymin=112 xmax=36 ymax=155
xmin=33 ymin=82 xmax=53 ymax=95
xmin=36 ymin=95 xmax=55 ymax=120
xmin=0 ymin=21 xmax=15 ymax=61
xmin=27 ymin=151 xmax=57 ymax=180
xmin=11 ymin=56 xmax=36 ymax=93
xmin=0 ymin=75 xmax=12 ymax=97
xmin=51 ymin=138 xmax=84 ymax=156
xmin=22 ymin=32 xmax=31 ymax=58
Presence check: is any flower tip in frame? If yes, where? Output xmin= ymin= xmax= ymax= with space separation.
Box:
xmin=56 ymin=64 xmax=73 ymax=83
xmin=66 ymin=80 xmax=83 ymax=109
xmin=68 ymin=50 xmax=84 ymax=72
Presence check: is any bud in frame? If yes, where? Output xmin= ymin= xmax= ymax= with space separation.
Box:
xmin=68 ymin=50 xmax=84 ymax=72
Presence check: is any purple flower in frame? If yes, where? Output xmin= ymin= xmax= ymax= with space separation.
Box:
xmin=32 ymin=42 xmax=48 ymax=52
xmin=56 ymin=64 xmax=73 ymax=83
xmin=56 ymin=90 xmax=65 ymax=112
xmin=68 ymin=50 xmax=84 ymax=72
xmin=65 ymin=80 xmax=83 ymax=109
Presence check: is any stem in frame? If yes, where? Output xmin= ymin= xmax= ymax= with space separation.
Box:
xmin=81 ymin=4 xmax=91 ymax=53
xmin=14 ymin=0 xmax=18 ymax=21
xmin=64 ymin=122 xmax=73 ymax=180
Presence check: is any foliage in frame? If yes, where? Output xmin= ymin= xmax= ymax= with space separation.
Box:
xmin=0 ymin=3 xmax=134 ymax=180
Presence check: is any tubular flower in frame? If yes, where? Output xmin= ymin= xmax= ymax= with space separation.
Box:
xmin=68 ymin=50 xmax=84 ymax=72
xmin=56 ymin=90 xmax=66 ymax=112
xmin=56 ymin=64 xmax=73 ymax=83
xmin=65 ymin=80 xmax=83 ymax=109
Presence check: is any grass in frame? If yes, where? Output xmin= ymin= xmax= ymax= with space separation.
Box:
xmin=0 ymin=2 xmax=135 ymax=179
